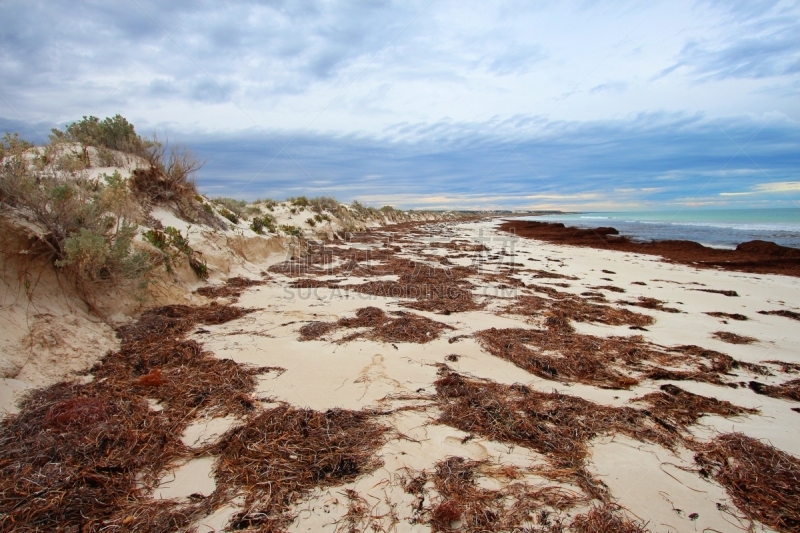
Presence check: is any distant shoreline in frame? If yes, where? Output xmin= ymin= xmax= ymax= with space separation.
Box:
xmin=499 ymin=219 xmax=800 ymax=277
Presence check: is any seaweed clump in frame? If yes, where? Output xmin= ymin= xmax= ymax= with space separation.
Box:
xmin=434 ymin=370 xmax=677 ymax=499
xmin=403 ymin=456 xmax=587 ymax=532
xmin=748 ymin=379 xmax=800 ymax=402
xmin=209 ymin=406 xmax=387 ymax=531
xmin=298 ymin=307 xmax=453 ymax=344
xmin=758 ymin=309 xmax=800 ymax=321
xmin=631 ymin=384 xmax=757 ymax=429
xmin=712 ymin=331 xmax=757 ymax=345
xmin=0 ymin=303 xmax=265 ymax=532
xmin=503 ymin=294 xmax=654 ymax=329
xmin=694 ymin=433 xmax=800 ymax=532
xmin=195 ymin=276 xmax=266 ymax=300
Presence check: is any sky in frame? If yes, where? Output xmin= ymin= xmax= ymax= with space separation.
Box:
xmin=1 ymin=0 xmax=799 ymax=210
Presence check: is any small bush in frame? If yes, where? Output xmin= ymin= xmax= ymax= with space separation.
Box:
xmin=289 ymin=207 xmax=297 ymax=215
xmin=288 ymin=196 xmax=309 ymax=207
xmin=305 ymin=217 xmax=316 ymax=227
xmin=219 ymin=209 xmax=239 ymax=224
xmin=50 ymin=115 xmax=150 ymax=155
xmin=279 ymin=224 xmax=302 ymax=237
xmin=131 ymin=140 xmax=203 ymax=204
xmin=309 ymin=196 xmax=339 ymax=213
xmin=250 ymin=214 xmax=275 ymax=234
xmin=212 ymin=197 xmax=247 ymax=218
xmin=0 ymin=132 xmax=33 ymax=161
xmin=0 ymin=159 xmax=149 ymax=281
xmin=142 ymin=226 xmax=206 ymax=279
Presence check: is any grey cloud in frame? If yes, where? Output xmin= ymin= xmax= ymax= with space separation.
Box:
xmin=665 ymin=2 xmax=800 ymax=80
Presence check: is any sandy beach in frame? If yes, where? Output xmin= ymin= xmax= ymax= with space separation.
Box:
xmin=53 ymin=215 xmax=799 ymax=532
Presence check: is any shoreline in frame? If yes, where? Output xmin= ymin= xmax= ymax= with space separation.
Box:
xmin=499 ymin=219 xmax=800 ymax=277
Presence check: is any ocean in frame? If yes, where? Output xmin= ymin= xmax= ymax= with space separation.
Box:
xmin=521 ymin=208 xmax=800 ymax=249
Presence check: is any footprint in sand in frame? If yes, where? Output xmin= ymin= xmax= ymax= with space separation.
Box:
xmin=354 ymin=354 xmax=403 ymax=398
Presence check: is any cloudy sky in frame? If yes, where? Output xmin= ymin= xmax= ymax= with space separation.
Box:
xmin=1 ymin=0 xmax=799 ymax=210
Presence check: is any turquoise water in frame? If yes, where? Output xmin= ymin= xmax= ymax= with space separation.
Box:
xmin=524 ymin=208 xmax=800 ymax=249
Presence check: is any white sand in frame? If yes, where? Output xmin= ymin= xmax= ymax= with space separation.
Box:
xmin=178 ymin=219 xmax=799 ymax=531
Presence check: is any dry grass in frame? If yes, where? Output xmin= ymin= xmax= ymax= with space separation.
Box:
xmin=694 ymin=433 xmax=800 ymax=532
xmin=712 ymin=331 xmax=757 ymax=344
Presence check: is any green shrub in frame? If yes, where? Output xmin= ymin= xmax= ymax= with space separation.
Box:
xmin=288 ymin=196 xmax=309 ymax=207
xmin=0 ymin=132 xmax=33 ymax=161
xmin=305 ymin=217 xmax=316 ymax=227
xmin=289 ymin=207 xmax=297 ymax=215
xmin=219 ymin=208 xmax=239 ymax=224
xmin=250 ymin=214 xmax=275 ymax=234
xmin=142 ymin=226 xmax=206 ymax=279
xmin=0 ymin=160 xmax=149 ymax=281
xmin=50 ymin=114 xmax=150 ymax=155
xmin=189 ymin=256 xmax=208 ymax=279
xmin=279 ymin=224 xmax=302 ymax=237
xmin=309 ymin=196 xmax=339 ymax=213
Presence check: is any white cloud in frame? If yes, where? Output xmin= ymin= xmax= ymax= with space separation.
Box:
xmin=752 ymin=181 xmax=800 ymax=192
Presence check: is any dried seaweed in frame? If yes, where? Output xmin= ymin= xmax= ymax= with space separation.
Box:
xmin=589 ymin=284 xmax=626 ymax=293
xmin=694 ymin=433 xmax=800 ymax=532
xmin=209 ymin=405 xmax=387 ymax=531
xmin=763 ymin=360 xmax=800 ymax=373
xmin=692 ymin=288 xmax=739 ymax=297
xmin=404 ymin=456 xmax=584 ymax=532
xmin=476 ymin=328 xmax=764 ymax=389
xmin=298 ymin=307 xmax=453 ymax=344
xmin=476 ymin=327 xmax=674 ymax=389
xmin=631 ymin=383 xmax=757 ymax=428
xmin=749 ymin=379 xmax=800 ymax=401
xmin=195 ymin=276 xmax=266 ymax=300
xmin=434 ymin=370 xmax=679 ymax=498
xmin=0 ymin=303 xmax=272 ymax=532
xmin=758 ymin=309 xmax=800 ymax=321
xmin=704 ymin=311 xmax=748 ymax=321
xmin=712 ymin=331 xmax=757 ymax=345
xmin=503 ymin=294 xmax=654 ymax=329
xmin=569 ymin=505 xmax=649 ymax=533
xmin=619 ymin=296 xmax=680 ymax=313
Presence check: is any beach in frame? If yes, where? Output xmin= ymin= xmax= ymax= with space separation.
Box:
xmin=134 ymin=218 xmax=800 ymax=531
xmin=2 ymin=206 xmax=800 ymax=532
